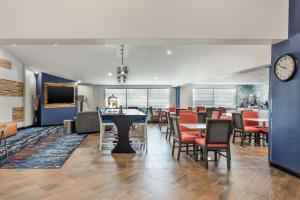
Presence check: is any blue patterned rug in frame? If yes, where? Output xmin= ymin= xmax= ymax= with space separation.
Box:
xmin=0 ymin=127 xmax=87 ymax=169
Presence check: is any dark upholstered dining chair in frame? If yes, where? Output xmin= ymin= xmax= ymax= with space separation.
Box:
xmin=195 ymin=119 xmax=232 ymax=170
xmin=149 ymin=106 xmax=159 ymax=122
xmin=171 ymin=116 xmax=196 ymax=160
xmin=197 ymin=112 xmax=207 ymax=123
xmin=158 ymin=108 xmax=167 ymax=130
xmin=206 ymin=107 xmax=214 ymax=118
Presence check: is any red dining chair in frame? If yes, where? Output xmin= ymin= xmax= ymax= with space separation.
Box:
xmin=179 ymin=110 xmax=193 ymax=115
xmin=232 ymin=113 xmax=260 ymax=146
xmin=211 ymin=110 xmax=221 ymax=119
xmin=179 ymin=113 xmax=199 ymax=135
xmin=196 ymin=106 xmax=206 ymax=113
xmin=243 ymin=110 xmax=259 ymax=127
xmin=171 ymin=116 xmax=196 ymax=160
xmin=195 ymin=119 xmax=232 ymax=170
xmin=218 ymin=107 xmax=227 ymax=114
xmin=242 ymin=110 xmax=261 ymax=145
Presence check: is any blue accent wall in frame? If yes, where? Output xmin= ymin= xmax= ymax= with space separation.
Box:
xmin=270 ymin=0 xmax=300 ymax=174
xmin=37 ymin=73 xmax=77 ymax=126
xmin=175 ymin=86 xmax=180 ymax=107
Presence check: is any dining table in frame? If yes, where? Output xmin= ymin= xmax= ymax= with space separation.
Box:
xmin=180 ymin=123 xmax=206 ymax=130
xmin=99 ymin=108 xmax=147 ymax=153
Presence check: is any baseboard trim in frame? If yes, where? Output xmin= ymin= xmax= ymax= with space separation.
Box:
xmin=270 ymin=161 xmax=300 ymax=179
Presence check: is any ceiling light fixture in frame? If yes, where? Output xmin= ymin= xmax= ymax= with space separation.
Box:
xmin=54 ymin=44 xmax=58 ymax=47
xmin=154 ymin=77 xmax=158 ymax=80
xmin=117 ymin=45 xmax=128 ymax=83
xmin=166 ymin=50 xmax=172 ymax=55
xmin=105 ymin=44 xmax=110 ymax=47
xmin=12 ymin=44 xmax=16 ymax=47
xmin=108 ymin=72 xmax=112 ymax=76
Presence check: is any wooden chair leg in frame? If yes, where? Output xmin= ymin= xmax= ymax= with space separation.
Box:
xmin=214 ymin=151 xmax=218 ymax=161
xmin=232 ymin=131 xmax=236 ymax=143
xmin=204 ymin=149 xmax=208 ymax=169
xmin=172 ymin=140 xmax=176 ymax=157
xmin=200 ymin=148 xmax=204 ymax=160
xmin=248 ymin=133 xmax=252 ymax=145
xmin=165 ymin=127 xmax=169 ymax=140
xmin=186 ymin=144 xmax=189 ymax=154
xmin=168 ymin=131 xmax=172 ymax=141
xmin=227 ymin=148 xmax=231 ymax=170
xmin=241 ymin=132 xmax=245 ymax=146
xmin=194 ymin=143 xmax=197 ymax=161
xmin=177 ymin=143 xmax=182 ymax=160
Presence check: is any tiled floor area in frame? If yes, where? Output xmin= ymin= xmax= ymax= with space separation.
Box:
xmin=0 ymin=125 xmax=299 ymax=200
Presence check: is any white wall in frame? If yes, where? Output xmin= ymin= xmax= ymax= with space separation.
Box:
xmin=0 ymin=47 xmax=24 ymax=126
xmin=0 ymin=0 xmax=288 ymax=42
xmin=78 ymin=85 xmax=94 ymax=111
xmin=23 ymin=68 xmax=36 ymax=126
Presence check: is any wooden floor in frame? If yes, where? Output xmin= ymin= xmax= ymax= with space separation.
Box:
xmin=0 ymin=125 xmax=299 ymax=200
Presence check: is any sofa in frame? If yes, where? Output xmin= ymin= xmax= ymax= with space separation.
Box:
xmin=74 ymin=111 xmax=100 ymax=134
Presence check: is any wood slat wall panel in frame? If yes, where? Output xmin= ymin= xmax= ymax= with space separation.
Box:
xmin=0 ymin=78 xmax=23 ymax=97
xmin=0 ymin=58 xmax=12 ymax=69
xmin=12 ymin=107 xmax=24 ymax=122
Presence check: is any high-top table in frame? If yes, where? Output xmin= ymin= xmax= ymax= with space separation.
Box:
xmin=100 ymin=109 xmax=147 ymax=153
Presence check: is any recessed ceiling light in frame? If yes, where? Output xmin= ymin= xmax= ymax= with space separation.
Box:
xmin=105 ymin=44 xmax=109 ymax=47
xmin=12 ymin=44 xmax=16 ymax=47
xmin=78 ymin=80 xmax=81 ymax=83
xmin=53 ymin=44 xmax=58 ymax=47
xmin=108 ymin=72 xmax=112 ymax=76
xmin=166 ymin=50 xmax=172 ymax=55
xmin=154 ymin=77 xmax=158 ymax=80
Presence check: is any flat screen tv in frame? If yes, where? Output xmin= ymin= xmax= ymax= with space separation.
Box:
xmin=47 ymin=86 xmax=74 ymax=104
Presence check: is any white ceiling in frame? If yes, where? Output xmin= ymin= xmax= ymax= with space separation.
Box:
xmin=194 ymin=67 xmax=269 ymax=85
xmin=4 ymin=44 xmax=271 ymax=86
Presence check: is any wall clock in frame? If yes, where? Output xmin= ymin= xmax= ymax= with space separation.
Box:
xmin=274 ymin=54 xmax=297 ymax=81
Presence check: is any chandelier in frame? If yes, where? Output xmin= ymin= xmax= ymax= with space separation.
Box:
xmin=117 ymin=45 xmax=128 ymax=83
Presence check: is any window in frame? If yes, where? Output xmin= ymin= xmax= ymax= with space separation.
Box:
xmin=193 ymin=88 xmax=236 ymax=108
xmin=148 ymin=89 xmax=170 ymax=108
xmin=127 ymin=89 xmax=148 ymax=107
xmin=193 ymin=89 xmax=214 ymax=107
xmin=105 ymin=89 xmax=127 ymax=107
xmin=105 ymin=88 xmax=170 ymax=108
xmin=214 ymin=89 xmax=236 ymax=108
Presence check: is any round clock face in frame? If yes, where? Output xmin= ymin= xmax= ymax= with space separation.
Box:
xmin=275 ymin=54 xmax=297 ymax=81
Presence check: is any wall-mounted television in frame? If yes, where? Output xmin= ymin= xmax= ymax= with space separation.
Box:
xmin=47 ymin=86 xmax=74 ymax=104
